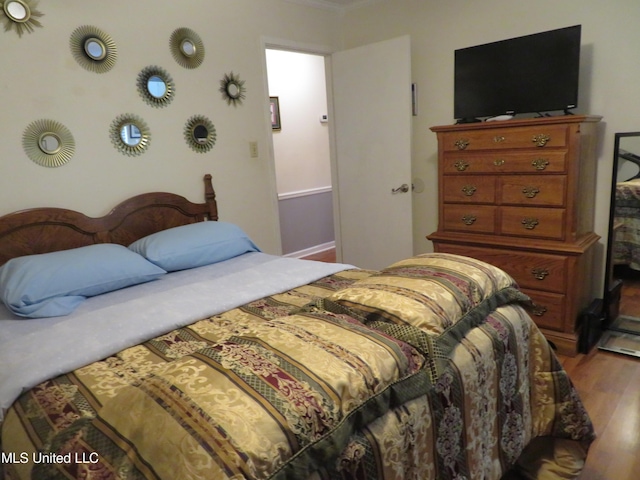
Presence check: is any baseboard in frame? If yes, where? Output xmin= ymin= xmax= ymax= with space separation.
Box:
xmin=278 ymin=186 xmax=332 ymax=201
xmin=283 ymin=241 xmax=335 ymax=259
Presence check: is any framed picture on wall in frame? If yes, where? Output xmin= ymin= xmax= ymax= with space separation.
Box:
xmin=270 ymin=96 xmax=281 ymax=130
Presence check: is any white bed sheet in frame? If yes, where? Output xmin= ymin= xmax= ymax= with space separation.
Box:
xmin=0 ymin=252 xmax=353 ymax=422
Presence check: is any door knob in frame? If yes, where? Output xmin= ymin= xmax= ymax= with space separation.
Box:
xmin=391 ymin=183 xmax=410 ymax=194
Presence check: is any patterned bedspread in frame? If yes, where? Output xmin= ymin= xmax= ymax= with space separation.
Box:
xmin=1 ymin=254 xmax=594 ymax=480
xmin=614 ymin=179 xmax=640 ymax=269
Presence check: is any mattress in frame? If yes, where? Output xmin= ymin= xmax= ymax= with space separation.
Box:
xmin=0 ymin=253 xmax=594 ymax=480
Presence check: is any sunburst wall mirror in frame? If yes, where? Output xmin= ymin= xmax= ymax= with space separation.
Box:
xmin=70 ymin=25 xmax=117 ymax=73
xmin=22 ymin=119 xmax=75 ymax=167
xmin=184 ymin=115 xmax=216 ymax=153
xmin=219 ymin=72 xmax=246 ymax=107
xmin=1 ymin=0 xmax=43 ymax=37
xmin=169 ymin=27 xmax=205 ymax=69
xmin=137 ymin=65 xmax=175 ymax=108
xmin=109 ymin=114 xmax=151 ymax=156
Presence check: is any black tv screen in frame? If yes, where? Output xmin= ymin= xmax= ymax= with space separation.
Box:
xmin=454 ymin=25 xmax=581 ymax=121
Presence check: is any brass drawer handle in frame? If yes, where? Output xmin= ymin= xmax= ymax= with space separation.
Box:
xmin=531 ymin=267 xmax=549 ymax=280
xmin=531 ymin=304 xmax=548 ymax=316
xmin=531 ymin=158 xmax=549 ymax=171
xmin=454 ymin=160 xmax=469 ymax=171
xmin=494 ymin=158 xmax=505 ymax=166
xmin=522 ymin=186 xmax=540 ymax=198
xmin=493 ymin=135 xmax=505 ymax=143
xmin=461 ymin=215 xmax=477 ymax=225
xmin=521 ymin=217 xmax=539 ymax=230
xmin=532 ymin=133 xmax=551 ymax=147
xmin=461 ymin=185 xmax=477 ymax=196
xmin=454 ymin=138 xmax=470 ymax=150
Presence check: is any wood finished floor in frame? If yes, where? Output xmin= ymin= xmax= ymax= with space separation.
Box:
xmin=302 ymin=249 xmax=640 ymax=479
xmin=562 ymin=271 xmax=640 ymax=478
xmin=301 ymin=249 xmax=337 ymax=263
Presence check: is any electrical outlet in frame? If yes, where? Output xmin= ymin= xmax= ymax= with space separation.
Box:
xmin=249 ymin=141 xmax=258 ymax=158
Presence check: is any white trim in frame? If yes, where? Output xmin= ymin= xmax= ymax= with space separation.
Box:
xmin=283 ymin=241 xmax=335 ymax=259
xmin=278 ymin=186 xmax=332 ymax=200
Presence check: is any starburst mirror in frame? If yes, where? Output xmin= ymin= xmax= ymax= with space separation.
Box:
xmin=109 ymin=114 xmax=151 ymax=156
xmin=70 ymin=25 xmax=117 ymax=73
xmin=184 ymin=115 xmax=216 ymax=153
xmin=22 ymin=119 xmax=75 ymax=167
xmin=137 ymin=65 xmax=175 ymax=108
xmin=1 ymin=0 xmax=43 ymax=37
xmin=219 ymin=72 xmax=246 ymax=106
xmin=170 ymin=27 xmax=205 ymax=69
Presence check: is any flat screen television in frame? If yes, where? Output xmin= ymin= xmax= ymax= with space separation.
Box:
xmin=454 ymin=25 xmax=581 ymax=123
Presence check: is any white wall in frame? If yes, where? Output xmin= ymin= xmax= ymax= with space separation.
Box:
xmin=340 ymin=0 xmax=640 ymax=294
xmin=4 ymin=0 xmax=638 ymax=289
xmin=266 ymin=49 xmax=331 ymax=195
xmin=0 ymin=0 xmax=342 ymax=254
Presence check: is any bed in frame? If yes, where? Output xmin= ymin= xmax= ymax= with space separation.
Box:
xmin=1 ymin=174 xmax=594 ymax=480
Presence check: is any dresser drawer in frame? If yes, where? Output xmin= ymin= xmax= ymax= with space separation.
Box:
xmin=443 ymin=151 xmax=567 ymax=174
xmin=521 ymin=289 xmax=565 ymax=331
xmin=443 ymin=176 xmax=496 ymax=203
xmin=499 ymin=175 xmax=566 ymax=206
xmin=441 ymin=124 xmax=569 ymax=151
xmin=442 ymin=205 xmax=496 ymax=234
xmin=435 ymin=244 xmax=567 ymax=293
xmin=500 ymin=207 xmax=565 ymax=240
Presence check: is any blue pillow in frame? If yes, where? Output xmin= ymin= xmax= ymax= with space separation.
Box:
xmin=0 ymin=244 xmax=167 ymax=318
xmin=128 ymin=221 xmax=260 ymax=272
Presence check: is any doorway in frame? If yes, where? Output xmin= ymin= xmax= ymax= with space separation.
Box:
xmin=263 ymin=36 xmax=414 ymax=270
xmin=265 ymin=49 xmax=335 ymax=259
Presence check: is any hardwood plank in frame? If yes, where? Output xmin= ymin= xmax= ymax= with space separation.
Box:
xmin=301 ymin=248 xmax=336 ymax=263
xmin=558 ymin=349 xmax=640 ymax=479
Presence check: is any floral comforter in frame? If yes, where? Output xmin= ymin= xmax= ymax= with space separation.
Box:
xmin=1 ymin=254 xmax=594 ymax=480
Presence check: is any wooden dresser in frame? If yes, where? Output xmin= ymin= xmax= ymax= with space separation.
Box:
xmin=428 ymin=115 xmax=601 ymax=356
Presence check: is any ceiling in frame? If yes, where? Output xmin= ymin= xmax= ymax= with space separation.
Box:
xmin=286 ymin=0 xmax=381 ymax=11
xmin=313 ymin=0 xmax=367 ymax=5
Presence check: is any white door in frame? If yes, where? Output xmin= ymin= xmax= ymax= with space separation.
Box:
xmin=330 ymin=35 xmax=413 ymax=270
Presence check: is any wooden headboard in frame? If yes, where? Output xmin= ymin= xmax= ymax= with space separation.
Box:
xmin=0 ymin=174 xmax=218 ymax=266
